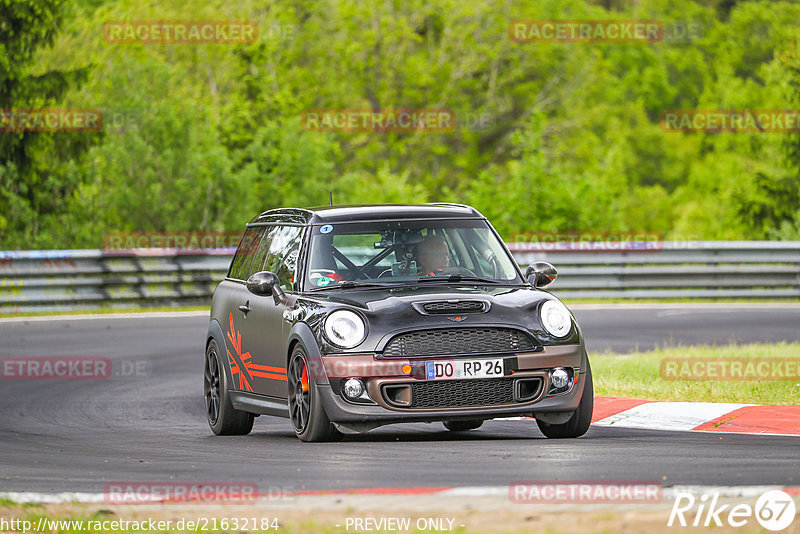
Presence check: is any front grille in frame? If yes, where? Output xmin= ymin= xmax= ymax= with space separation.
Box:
xmin=409 ymin=377 xmax=518 ymax=408
xmin=421 ymin=301 xmax=486 ymax=314
xmin=383 ymin=328 xmax=537 ymax=357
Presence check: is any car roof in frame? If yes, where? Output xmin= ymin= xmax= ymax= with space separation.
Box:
xmin=249 ymin=203 xmax=485 ymax=225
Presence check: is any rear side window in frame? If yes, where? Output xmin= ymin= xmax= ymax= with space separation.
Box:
xmin=228 ymin=227 xmax=267 ymax=280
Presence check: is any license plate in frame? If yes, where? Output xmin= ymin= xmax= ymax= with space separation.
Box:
xmin=425 ymin=358 xmax=504 ymax=380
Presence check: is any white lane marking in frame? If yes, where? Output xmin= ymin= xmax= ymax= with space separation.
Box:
xmin=593 ymin=401 xmax=754 ymax=431
xmin=2 ymin=485 xmax=794 ymax=504
xmin=439 ymin=487 xmax=507 ymax=497
xmin=0 ymin=311 xmax=208 ymax=323
xmin=0 ymin=492 xmax=108 ymax=503
xmin=499 ymin=413 xmax=800 ymax=436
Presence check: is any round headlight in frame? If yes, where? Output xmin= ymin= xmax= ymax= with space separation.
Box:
xmin=324 ymin=310 xmax=366 ymax=348
xmin=540 ymin=300 xmax=572 ymax=338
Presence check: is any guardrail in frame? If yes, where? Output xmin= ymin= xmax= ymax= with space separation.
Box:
xmin=0 ymin=249 xmax=232 ymax=313
xmin=509 ymin=240 xmax=800 ymax=299
xmin=1 ymin=241 xmax=799 ymax=312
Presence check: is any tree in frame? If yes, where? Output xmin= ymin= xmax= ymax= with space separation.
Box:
xmin=0 ymin=0 xmax=94 ymax=247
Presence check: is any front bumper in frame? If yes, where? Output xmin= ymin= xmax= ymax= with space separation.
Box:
xmin=316 ymin=344 xmax=588 ymax=426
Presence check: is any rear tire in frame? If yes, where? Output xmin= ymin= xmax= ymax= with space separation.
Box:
xmin=443 ymin=419 xmax=483 ymax=432
xmin=536 ymin=360 xmax=593 ymax=439
xmin=287 ymin=347 xmax=342 ymax=442
xmin=205 ymin=340 xmax=254 ymax=436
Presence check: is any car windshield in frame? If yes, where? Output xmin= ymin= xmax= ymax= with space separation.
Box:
xmin=304 ymin=219 xmax=523 ymax=290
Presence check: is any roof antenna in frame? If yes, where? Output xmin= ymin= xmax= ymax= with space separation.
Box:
xmin=329 ymin=191 xmax=333 ymax=206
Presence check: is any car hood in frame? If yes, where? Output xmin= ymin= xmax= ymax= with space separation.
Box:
xmin=294 ymin=285 xmax=579 ymax=353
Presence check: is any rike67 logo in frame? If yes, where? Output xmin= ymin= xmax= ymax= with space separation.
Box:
xmin=668 ymin=489 xmax=797 ymax=531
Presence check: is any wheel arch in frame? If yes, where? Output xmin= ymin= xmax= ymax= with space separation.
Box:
xmin=287 ymin=321 xmax=328 ymax=383
xmin=206 ymin=319 xmax=235 ymax=386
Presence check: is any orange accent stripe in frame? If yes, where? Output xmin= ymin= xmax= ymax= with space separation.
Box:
xmin=248 ymin=364 xmax=287 ymax=374
xmin=250 ymin=371 xmax=289 ymax=381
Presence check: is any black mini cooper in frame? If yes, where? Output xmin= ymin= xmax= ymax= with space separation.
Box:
xmin=205 ymin=204 xmax=593 ymax=441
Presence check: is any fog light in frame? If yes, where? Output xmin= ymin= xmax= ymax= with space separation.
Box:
xmin=551 ymin=368 xmax=570 ymax=389
xmin=343 ymin=378 xmax=365 ymax=399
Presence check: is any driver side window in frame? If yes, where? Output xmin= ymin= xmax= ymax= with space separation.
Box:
xmin=228 ymin=226 xmax=267 ymax=281
xmin=264 ymin=225 xmax=304 ymax=290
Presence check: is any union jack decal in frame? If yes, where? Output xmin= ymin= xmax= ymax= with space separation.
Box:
xmin=225 ymin=313 xmax=287 ymax=392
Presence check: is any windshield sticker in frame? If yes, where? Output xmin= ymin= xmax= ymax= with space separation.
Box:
xmin=317 ymin=276 xmax=332 ymax=286
xmin=320 ymin=224 xmax=333 ymax=234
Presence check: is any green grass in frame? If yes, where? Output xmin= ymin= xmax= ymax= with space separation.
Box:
xmin=592 ymin=342 xmax=800 ymax=405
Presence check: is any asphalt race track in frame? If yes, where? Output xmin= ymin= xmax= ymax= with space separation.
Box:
xmin=1 ymin=305 xmax=799 ymax=494
xmin=575 ymin=304 xmax=800 ymax=353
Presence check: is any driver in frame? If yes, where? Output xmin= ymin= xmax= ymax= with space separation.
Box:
xmin=416 ymin=235 xmax=450 ymax=276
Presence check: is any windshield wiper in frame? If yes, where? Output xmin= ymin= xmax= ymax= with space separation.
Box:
xmin=416 ymin=274 xmax=504 ymax=285
xmin=309 ymin=281 xmax=400 ymax=292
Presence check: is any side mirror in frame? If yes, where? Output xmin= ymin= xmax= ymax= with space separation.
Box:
xmin=525 ymin=262 xmax=558 ymax=288
xmin=246 ymin=271 xmax=287 ymax=305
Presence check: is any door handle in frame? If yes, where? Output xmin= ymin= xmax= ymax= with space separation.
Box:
xmin=238 ymin=301 xmax=250 ymax=315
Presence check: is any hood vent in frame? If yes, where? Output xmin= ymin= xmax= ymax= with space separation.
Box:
xmin=417 ymin=300 xmax=489 ymax=315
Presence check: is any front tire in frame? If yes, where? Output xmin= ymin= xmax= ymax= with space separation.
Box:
xmin=536 ymin=360 xmax=593 ymax=439
xmin=287 ymin=347 xmax=342 ymax=442
xmin=205 ymin=340 xmax=254 ymax=436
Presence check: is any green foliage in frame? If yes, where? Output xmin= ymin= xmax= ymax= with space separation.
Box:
xmin=3 ymin=0 xmax=800 ymax=248
xmin=0 ymin=0 xmax=96 ymax=247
